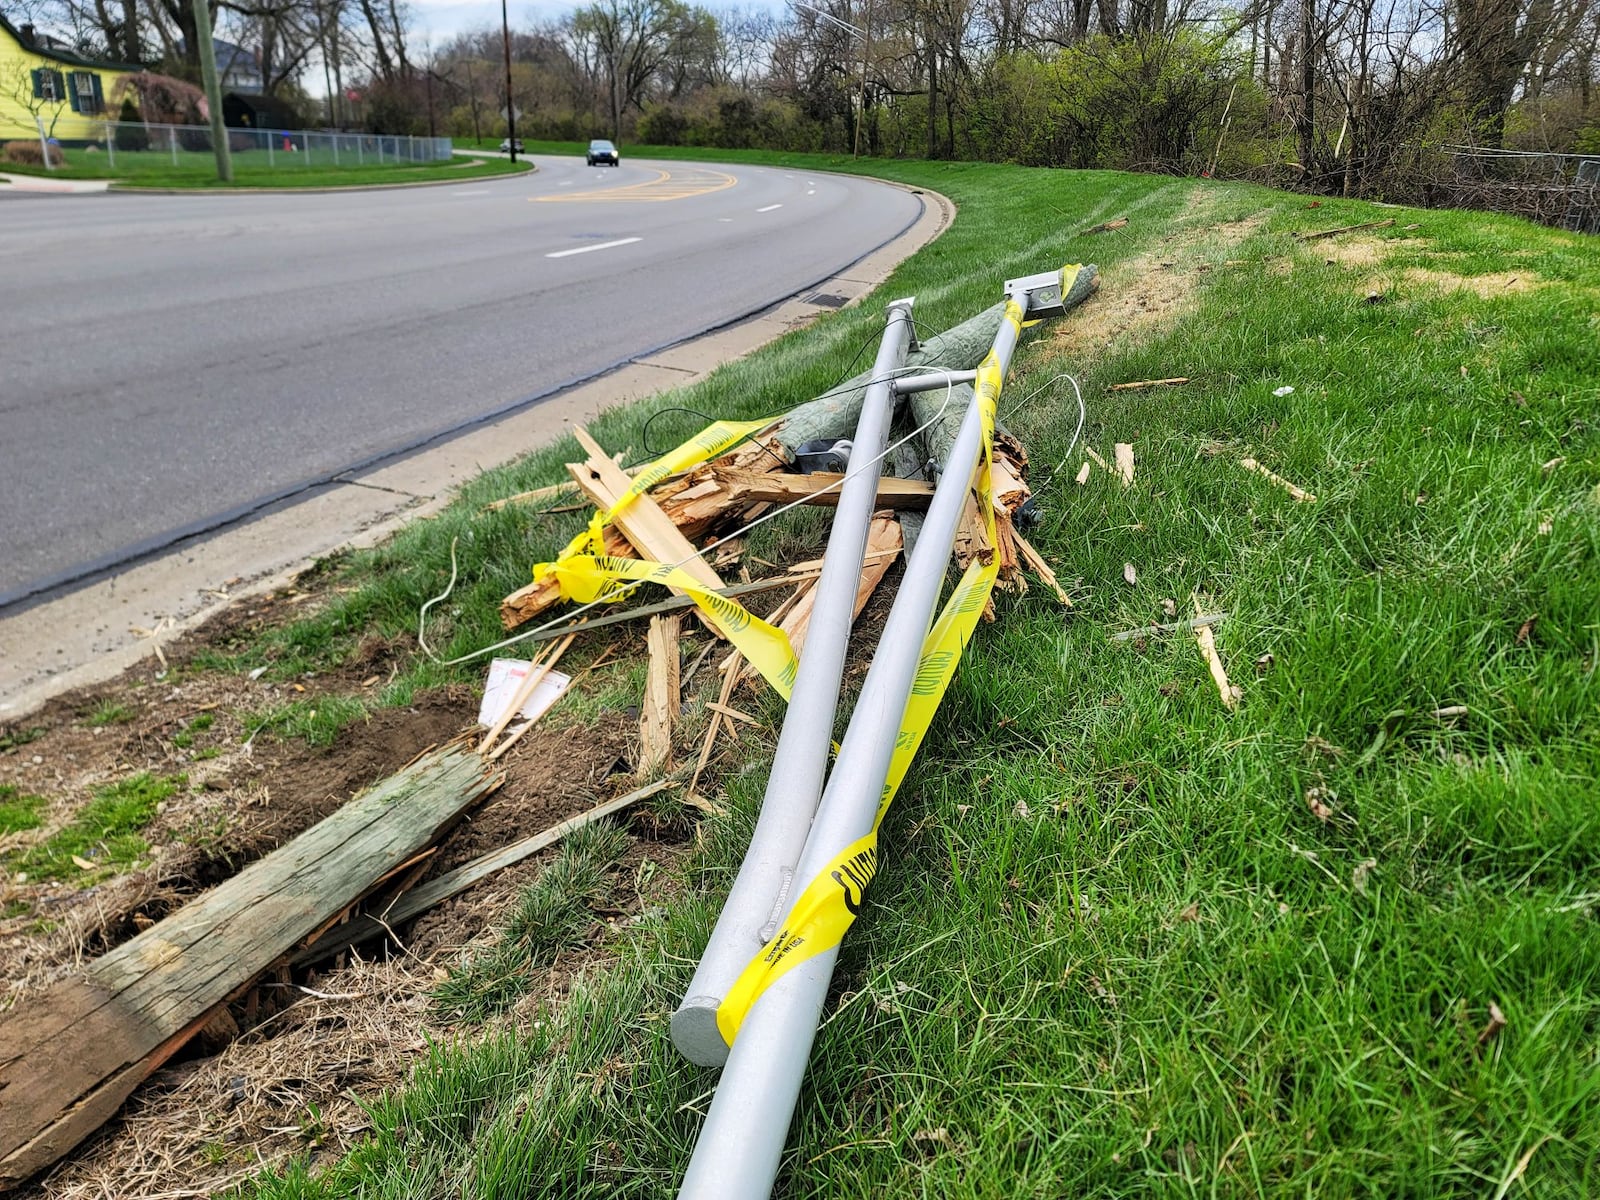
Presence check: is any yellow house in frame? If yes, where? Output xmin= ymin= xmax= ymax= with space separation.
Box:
xmin=0 ymin=13 xmax=142 ymax=144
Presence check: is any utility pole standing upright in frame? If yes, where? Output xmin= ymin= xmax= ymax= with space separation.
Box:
xmin=501 ymin=0 xmax=517 ymax=163
xmin=191 ymin=0 xmax=233 ymax=182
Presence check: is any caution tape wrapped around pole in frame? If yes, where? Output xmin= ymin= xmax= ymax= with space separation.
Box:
xmin=712 ymin=302 xmax=1014 ymax=1046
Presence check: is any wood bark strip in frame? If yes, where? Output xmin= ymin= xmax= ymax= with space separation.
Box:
xmin=1193 ymin=599 xmax=1240 ymax=710
xmin=1114 ymin=443 xmax=1136 ymax=488
xmin=779 ymin=515 xmax=902 ymax=658
xmin=1108 ymin=377 xmax=1190 ymax=391
xmin=0 ymin=748 xmax=502 ymax=1189
xmin=1294 ymin=217 xmax=1395 ymax=241
xmin=1013 ymin=530 xmax=1073 ymax=606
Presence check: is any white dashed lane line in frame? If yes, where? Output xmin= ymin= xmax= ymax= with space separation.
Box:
xmin=451 ymin=189 xmax=491 ymax=196
xmin=756 ymin=203 xmax=783 ymax=213
xmin=546 ymin=236 xmax=643 ymax=259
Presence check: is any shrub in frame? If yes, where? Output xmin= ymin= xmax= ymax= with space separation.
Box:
xmin=2 ymin=140 xmax=64 ymax=166
xmin=114 ymin=98 xmax=149 ymax=151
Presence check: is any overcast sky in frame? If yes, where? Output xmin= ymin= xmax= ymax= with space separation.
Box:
xmin=409 ymin=0 xmax=787 ymax=44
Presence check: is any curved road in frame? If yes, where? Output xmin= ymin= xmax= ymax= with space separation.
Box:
xmin=0 ymin=156 xmax=922 ymax=607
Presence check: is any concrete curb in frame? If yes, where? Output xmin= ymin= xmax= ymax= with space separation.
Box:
xmin=0 ymin=180 xmax=955 ymax=717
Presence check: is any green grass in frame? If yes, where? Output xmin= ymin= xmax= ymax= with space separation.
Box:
xmin=0 ymin=784 xmax=46 ymax=835
xmin=84 ymin=699 xmax=134 ymax=727
xmin=3 ymin=151 xmax=530 ymax=188
xmin=0 ymin=726 xmax=44 ymax=752
xmin=242 ymin=696 xmax=369 ymax=747
xmin=433 ymin=821 xmax=632 ymax=1022
xmin=6 ymin=773 xmax=181 ymax=881
xmin=172 ymin=712 xmax=216 ymax=749
xmin=223 ymin=158 xmax=1599 ymax=1197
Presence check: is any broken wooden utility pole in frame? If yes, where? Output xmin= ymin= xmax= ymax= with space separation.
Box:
xmin=0 ymin=746 xmax=501 ymax=1189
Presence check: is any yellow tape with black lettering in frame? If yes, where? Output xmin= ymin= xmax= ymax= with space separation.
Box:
xmin=526 ymin=415 xmax=800 ymax=690
xmin=710 ymin=277 xmax=1066 ymax=1047
xmin=549 ymin=554 xmax=798 ymax=699
xmin=543 ymin=416 xmax=776 ymax=571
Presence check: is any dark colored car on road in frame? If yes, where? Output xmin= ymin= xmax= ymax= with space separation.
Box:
xmin=587 ymin=139 xmax=620 ymax=166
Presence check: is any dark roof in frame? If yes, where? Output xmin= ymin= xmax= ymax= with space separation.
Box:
xmin=0 ymin=11 xmax=143 ymax=71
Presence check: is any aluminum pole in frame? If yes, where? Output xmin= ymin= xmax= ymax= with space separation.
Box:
xmin=672 ymin=298 xmax=916 ymax=1067
xmin=677 ymin=276 xmax=1050 ymax=1200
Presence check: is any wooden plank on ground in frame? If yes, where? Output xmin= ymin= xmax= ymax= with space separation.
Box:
xmin=0 ymin=746 xmax=502 ymax=1190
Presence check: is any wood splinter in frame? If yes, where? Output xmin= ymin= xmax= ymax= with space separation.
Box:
xmin=1109 ymin=377 xmax=1190 ymax=392
xmin=1239 ymin=457 xmax=1316 ymax=503
xmin=1192 ymin=597 xmax=1240 ymax=710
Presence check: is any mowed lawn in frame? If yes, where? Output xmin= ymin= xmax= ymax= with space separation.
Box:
xmin=2 ymin=149 xmax=529 ymax=187
xmin=230 ymin=158 xmax=1598 ymax=1197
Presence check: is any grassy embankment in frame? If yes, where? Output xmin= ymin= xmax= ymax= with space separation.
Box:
xmin=220 ymin=151 xmax=1596 ymax=1196
xmin=1 ymin=151 xmax=530 ymax=187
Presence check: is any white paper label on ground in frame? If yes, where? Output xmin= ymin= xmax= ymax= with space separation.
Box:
xmin=478 ymin=659 xmax=573 ymax=728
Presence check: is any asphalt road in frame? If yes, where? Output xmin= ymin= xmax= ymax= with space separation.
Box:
xmin=0 ymin=156 xmax=922 ymax=607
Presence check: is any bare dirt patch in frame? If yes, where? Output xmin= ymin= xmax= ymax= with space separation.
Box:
xmin=1399 ymin=268 xmax=1542 ymax=298
xmin=1041 ymin=194 xmax=1267 ymax=363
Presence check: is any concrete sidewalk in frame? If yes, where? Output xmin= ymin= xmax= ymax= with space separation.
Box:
xmin=0 ymin=172 xmax=111 ymax=193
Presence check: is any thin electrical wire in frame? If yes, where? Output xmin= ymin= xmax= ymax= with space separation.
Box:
xmin=1019 ymin=372 xmax=1088 ymax=501
xmin=417 ymin=364 xmax=965 ymax=668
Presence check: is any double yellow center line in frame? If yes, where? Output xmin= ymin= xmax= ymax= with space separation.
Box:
xmin=533 ymin=166 xmax=738 ymax=204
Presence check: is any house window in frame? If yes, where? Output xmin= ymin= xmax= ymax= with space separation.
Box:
xmin=72 ymin=72 xmax=103 ymax=114
xmin=31 ymin=67 xmax=65 ymax=102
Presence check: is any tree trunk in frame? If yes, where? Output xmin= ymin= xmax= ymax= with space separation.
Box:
xmin=1297 ymin=0 xmax=1315 ymax=179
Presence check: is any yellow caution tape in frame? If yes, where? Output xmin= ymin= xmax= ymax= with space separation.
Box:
xmin=712 ymin=276 xmax=1068 ymax=1047
xmin=549 ymin=554 xmax=798 ymax=700
xmin=528 ymin=416 xmax=799 ymax=691
xmin=543 ymin=416 xmax=776 ymax=569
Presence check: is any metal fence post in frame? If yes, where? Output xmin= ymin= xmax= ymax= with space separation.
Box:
xmin=333 ymin=134 xmax=339 ymax=166
xmin=169 ymin=126 xmax=178 ymax=167
xmin=105 ymin=121 xmax=115 ymax=169
xmin=267 ymin=133 xmax=274 ymax=167
xmin=305 ymin=133 xmax=313 ymax=165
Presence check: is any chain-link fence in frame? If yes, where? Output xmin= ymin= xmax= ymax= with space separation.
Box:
xmin=1435 ymin=146 xmax=1600 ymax=232
xmin=41 ymin=120 xmax=454 ymax=175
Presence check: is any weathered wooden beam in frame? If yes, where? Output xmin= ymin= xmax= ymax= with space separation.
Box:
xmin=293 ymin=781 xmax=672 ymax=966
xmin=0 ymin=746 xmax=502 ymax=1191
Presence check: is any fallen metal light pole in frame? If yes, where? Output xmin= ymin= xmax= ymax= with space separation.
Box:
xmin=672 ymin=298 xmax=917 ymax=1067
xmin=677 ymin=269 xmax=1073 ymax=1200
